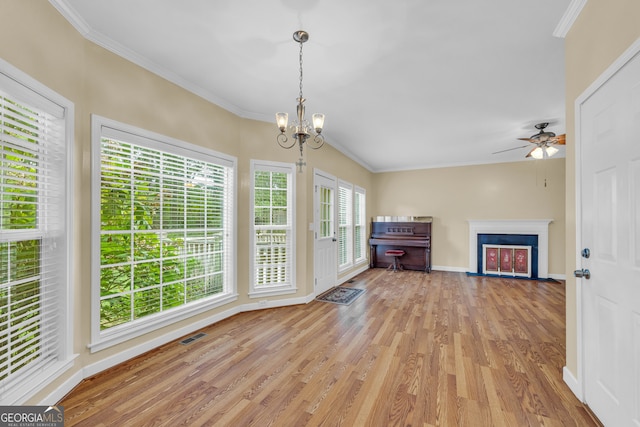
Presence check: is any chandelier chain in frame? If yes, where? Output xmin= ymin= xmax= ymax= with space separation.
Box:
xmin=298 ymin=40 xmax=304 ymax=100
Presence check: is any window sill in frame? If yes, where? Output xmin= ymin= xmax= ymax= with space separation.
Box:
xmin=338 ymin=263 xmax=355 ymax=274
xmin=89 ymin=293 xmax=239 ymax=353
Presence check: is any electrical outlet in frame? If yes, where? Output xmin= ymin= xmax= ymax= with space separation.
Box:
xmin=258 ymin=300 xmax=268 ymax=307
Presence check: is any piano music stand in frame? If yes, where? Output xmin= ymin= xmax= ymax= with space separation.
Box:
xmin=385 ymin=250 xmax=405 ymax=272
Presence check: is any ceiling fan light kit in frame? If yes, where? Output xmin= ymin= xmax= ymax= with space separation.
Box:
xmin=530 ymin=145 xmax=558 ymax=159
xmin=275 ymin=30 xmax=325 ymax=172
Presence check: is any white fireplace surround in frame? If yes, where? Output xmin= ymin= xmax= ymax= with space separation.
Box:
xmin=468 ymin=219 xmax=552 ymax=279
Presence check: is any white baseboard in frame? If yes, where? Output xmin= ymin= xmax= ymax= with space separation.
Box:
xmin=243 ymin=294 xmax=313 ymax=311
xmin=41 ymin=293 xmax=314 ymax=405
xmin=432 ymin=265 xmax=467 ymax=272
xmin=40 ymin=369 xmax=84 ymax=405
xmin=563 ymin=366 xmax=583 ymax=402
xmin=352 ymin=264 xmax=562 ymax=278
xmin=83 ymin=305 xmax=245 ymax=379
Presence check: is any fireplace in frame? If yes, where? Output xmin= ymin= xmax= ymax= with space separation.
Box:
xmin=468 ymin=220 xmax=552 ymax=279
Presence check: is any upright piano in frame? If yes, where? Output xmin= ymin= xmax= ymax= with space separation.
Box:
xmin=369 ymin=216 xmax=432 ymax=272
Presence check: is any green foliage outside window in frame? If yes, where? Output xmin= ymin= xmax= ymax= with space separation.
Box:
xmin=99 ymin=139 xmax=228 ymax=330
xmin=0 ymin=98 xmax=43 ymax=381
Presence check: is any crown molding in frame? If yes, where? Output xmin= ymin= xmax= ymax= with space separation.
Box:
xmin=49 ymin=1 xmax=377 ymax=172
xmin=553 ymin=0 xmax=588 ymax=38
xmin=48 ymin=0 xmax=91 ymax=36
xmin=48 ymin=0 xmax=247 ymax=118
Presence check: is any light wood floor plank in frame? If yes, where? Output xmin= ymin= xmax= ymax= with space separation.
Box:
xmin=60 ymin=270 xmax=602 ymax=426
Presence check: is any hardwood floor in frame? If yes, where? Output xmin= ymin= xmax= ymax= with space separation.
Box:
xmin=60 ymin=270 xmax=600 ymax=426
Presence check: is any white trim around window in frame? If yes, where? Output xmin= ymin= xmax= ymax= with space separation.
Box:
xmin=338 ymin=180 xmax=354 ymax=271
xmin=90 ymin=115 xmax=238 ymax=353
xmin=354 ymin=186 xmax=367 ymax=265
xmin=249 ymin=160 xmax=296 ymax=297
xmin=0 ymin=57 xmax=75 ymax=404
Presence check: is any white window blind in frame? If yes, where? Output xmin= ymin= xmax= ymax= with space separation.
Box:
xmin=0 ymin=62 xmax=72 ymax=404
xmin=338 ymin=181 xmax=353 ymax=269
xmin=250 ymin=160 xmax=295 ymax=296
xmin=354 ymin=187 xmax=366 ymax=263
xmin=92 ymin=116 xmax=236 ymax=350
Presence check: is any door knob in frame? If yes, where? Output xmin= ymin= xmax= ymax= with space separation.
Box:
xmin=574 ymin=269 xmax=591 ymax=279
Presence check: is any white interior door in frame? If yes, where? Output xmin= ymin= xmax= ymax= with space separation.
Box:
xmin=314 ymin=170 xmax=337 ymax=295
xmin=579 ymin=46 xmax=640 ymax=427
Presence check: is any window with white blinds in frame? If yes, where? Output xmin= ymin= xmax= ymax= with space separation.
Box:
xmin=249 ymin=160 xmax=295 ymax=296
xmin=91 ymin=115 xmax=236 ymax=351
xmin=319 ymin=186 xmax=333 ymax=239
xmin=0 ymin=59 xmax=73 ymax=404
xmin=338 ymin=181 xmax=353 ymax=270
xmin=354 ymin=187 xmax=367 ymax=264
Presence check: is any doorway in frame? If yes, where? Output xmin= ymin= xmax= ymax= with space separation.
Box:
xmin=313 ymin=169 xmax=337 ymax=295
xmin=576 ymin=39 xmax=640 ymax=426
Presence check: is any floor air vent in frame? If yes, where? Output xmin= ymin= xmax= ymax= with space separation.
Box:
xmin=180 ymin=332 xmax=206 ymax=345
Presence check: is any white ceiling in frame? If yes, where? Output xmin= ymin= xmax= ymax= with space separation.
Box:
xmin=51 ymin=0 xmax=572 ymax=172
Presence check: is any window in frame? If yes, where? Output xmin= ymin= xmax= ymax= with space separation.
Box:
xmin=0 ymin=59 xmax=73 ymax=404
xmin=337 ymin=182 xmax=367 ymax=272
xmin=338 ymin=181 xmax=353 ymax=270
xmin=91 ymin=116 xmax=236 ymax=351
xmin=250 ymin=160 xmax=295 ymax=296
xmin=354 ymin=187 xmax=367 ymax=264
xmin=319 ymin=185 xmax=333 ymax=240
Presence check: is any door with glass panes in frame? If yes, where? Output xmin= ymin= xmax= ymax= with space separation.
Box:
xmin=314 ymin=170 xmax=337 ymax=294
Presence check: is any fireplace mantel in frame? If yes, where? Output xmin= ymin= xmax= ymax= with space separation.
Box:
xmin=468 ymin=219 xmax=552 ymax=278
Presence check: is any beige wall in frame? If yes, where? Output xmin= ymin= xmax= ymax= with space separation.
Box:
xmin=564 ymin=0 xmax=640 ymax=379
xmin=5 ymin=0 xmax=613 ymax=405
xmin=0 ymin=1 xmax=373 ymax=403
xmin=373 ymin=159 xmax=566 ymax=273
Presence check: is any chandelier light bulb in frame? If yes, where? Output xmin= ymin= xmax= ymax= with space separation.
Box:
xmin=276 ymin=112 xmax=288 ymax=132
xmin=312 ymin=113 xmax=325 ymax=134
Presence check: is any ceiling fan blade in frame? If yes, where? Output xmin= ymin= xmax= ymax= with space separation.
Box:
xmin=553 ymin=134 xmax=566 ymax=145
xmin=518 ymin=138 xmax=540 ymax=144
xmin=525 ymin=147 xmax=536 ymax=158
xmin=492 ymin=145 xmax=529 ymax=154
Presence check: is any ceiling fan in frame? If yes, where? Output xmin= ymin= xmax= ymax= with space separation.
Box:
xmin=494 ymin=122 xmax=566 ymax=159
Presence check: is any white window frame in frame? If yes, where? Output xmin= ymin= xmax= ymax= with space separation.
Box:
xmin=354 ymin=186 xmax=367 ymax=265
xmin=90 ymin=115 xmax=237 ymax=352
xmin=338 ymin=180 xmax=354 ymax=271
xmin=249 ymin=160 xmax=296 ymax=297
xmin=0 ymin=58 xmax=75 ymax=404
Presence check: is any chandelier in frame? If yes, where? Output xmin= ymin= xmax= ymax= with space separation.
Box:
xmin=275 ymin=30 xmax=325 ymax=172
